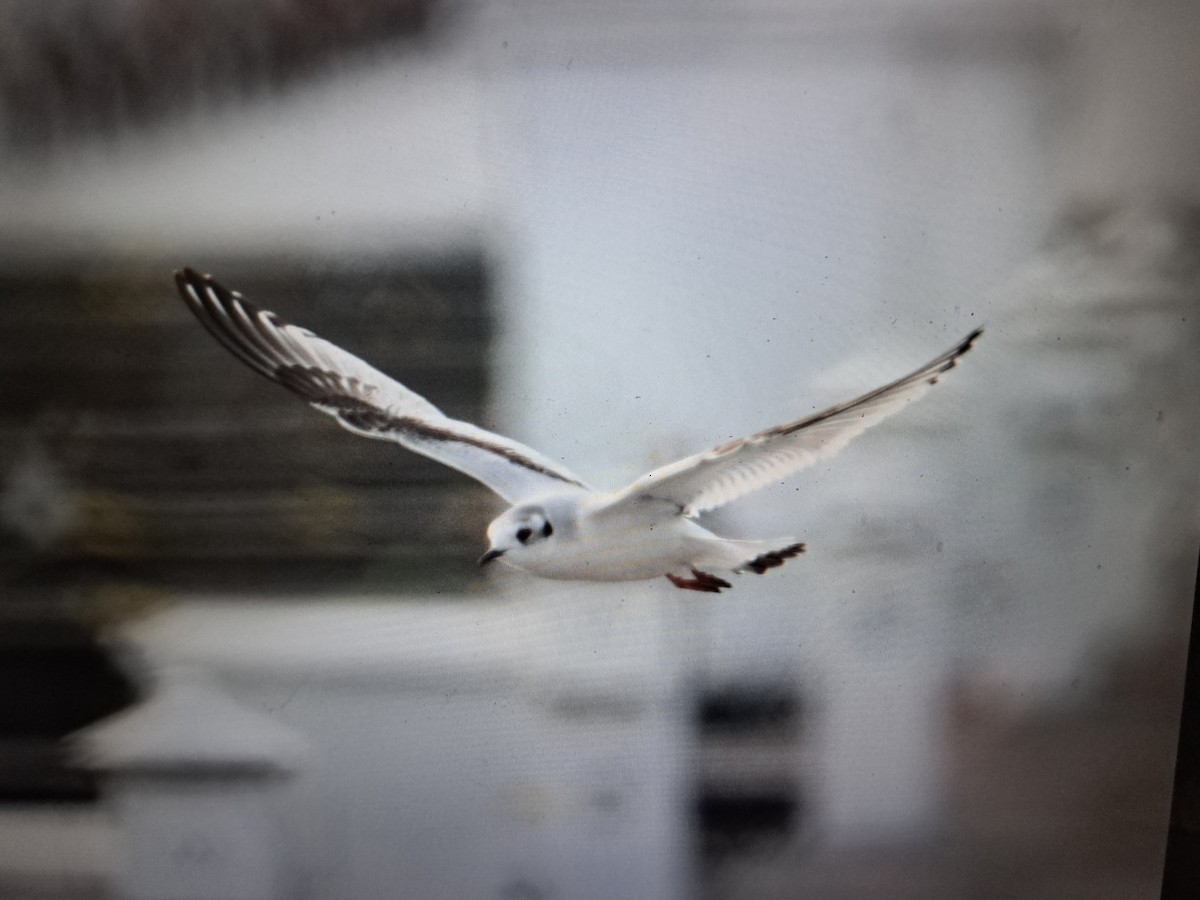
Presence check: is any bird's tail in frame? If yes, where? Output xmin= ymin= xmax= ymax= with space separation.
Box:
xmin=697 ymin=538 xmax=806 ymax=574
xmin=734 ymin=541 xmax=806 ymax=574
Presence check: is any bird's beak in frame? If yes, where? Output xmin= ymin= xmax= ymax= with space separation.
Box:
xmin=478 ymin=548 xmax=505 ymax=567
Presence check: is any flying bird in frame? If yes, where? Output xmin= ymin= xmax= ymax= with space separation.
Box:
xmin=175 ymin=268 xmax=981 ymax=592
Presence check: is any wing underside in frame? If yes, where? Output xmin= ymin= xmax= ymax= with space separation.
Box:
xmin=175 ymin=268 xmax=589 ymax=503
xmin=607 ymin=327 xmax=982 ymax=516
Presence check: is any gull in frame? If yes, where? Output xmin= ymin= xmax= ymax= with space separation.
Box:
xmin=175 ymin=268 xmax=981 ymax=593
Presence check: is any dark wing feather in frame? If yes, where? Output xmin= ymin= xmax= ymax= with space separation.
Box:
xmin=604 ymin=328 xmax=982 ymax=516
xmin=175 ymin=268 xmax=588 ymax=502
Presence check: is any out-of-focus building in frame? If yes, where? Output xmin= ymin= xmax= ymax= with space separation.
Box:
xmin=0 ymin=2 xmax=1196 ymax=899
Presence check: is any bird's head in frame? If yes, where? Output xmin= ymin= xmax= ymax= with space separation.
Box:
xmin=479 ymin=504 xmax=556 ymax=571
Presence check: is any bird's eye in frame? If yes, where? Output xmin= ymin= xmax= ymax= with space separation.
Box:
xmin=542 ymin=521 xmax=553 ymax=538
xmin=516 ymin=527 xmax=533 ymax=544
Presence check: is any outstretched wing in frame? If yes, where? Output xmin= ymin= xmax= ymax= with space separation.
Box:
xmin=175 ymin=268 xmax=589 ymax=503
xmin=604 ymin=328 xmax=982 ymax=517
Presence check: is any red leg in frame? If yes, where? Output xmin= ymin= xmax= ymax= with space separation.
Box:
xmin=666 ymin=569 xmax=733 ymax=593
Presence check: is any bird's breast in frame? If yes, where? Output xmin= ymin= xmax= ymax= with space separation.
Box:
xmin=518 ymin=512 xmax=695 ymax=582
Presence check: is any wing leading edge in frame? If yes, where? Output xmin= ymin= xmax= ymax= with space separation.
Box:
xmin=606 ymin=328 xmax=983 ymax=517
xmin=175 ymin=268 xmax=589 ymax=503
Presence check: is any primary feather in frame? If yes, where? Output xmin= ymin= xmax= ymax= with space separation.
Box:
xmin=174 ymin=268 xmax=588 ymax=503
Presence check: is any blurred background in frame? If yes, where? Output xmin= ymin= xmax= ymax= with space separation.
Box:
xmin=0 ymin=1 xmax=1197 ymax=898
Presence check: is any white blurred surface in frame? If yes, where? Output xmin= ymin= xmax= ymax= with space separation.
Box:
xmin=1 ymin=1 xmax=1196 ymax=898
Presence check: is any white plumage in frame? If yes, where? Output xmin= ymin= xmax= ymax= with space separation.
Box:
xmin=176 ymin=268 xmax=981 ymax=592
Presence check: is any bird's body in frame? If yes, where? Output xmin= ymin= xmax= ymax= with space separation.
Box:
xmin=495 ymin=491 xmax=695 ymax=582
xmin=484 ymin=490 xmax=797 ymax=586
xmin=174 ymin=268 xmax=980 ymax=592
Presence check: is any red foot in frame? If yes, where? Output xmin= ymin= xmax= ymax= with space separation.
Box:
xmin=666 ymin=569 xmax=733 ymax=593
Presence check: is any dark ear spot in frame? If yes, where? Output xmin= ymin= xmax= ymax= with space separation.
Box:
xmin=542 ymin=520 xmax=553 ymax=538
xmin=517 ymin=527 xmax=532 ymax=544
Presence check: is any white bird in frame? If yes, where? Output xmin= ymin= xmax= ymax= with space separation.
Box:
xmin=175 ymin=268 xmax=981 ymax=593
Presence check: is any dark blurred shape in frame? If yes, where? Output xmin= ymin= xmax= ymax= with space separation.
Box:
xmin=697 ymin=790 xmax=800 ymax=860
xmin=1161 ymin=549 xmax=1200 ymax=900
xmin=695 ymin=682 xmax=804 ymax=863
xmin=0 ymin=615 xmax=135 ymax=801
xmin=0 ymin=0 xmax=434 ymax=154
xmin=0 ymin=256 xmax=496 ymax=597
xmin=697 ymin=683 xmax=800 ymax=738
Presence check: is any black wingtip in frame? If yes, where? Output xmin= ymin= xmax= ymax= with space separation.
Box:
xmin=173 ymin=266 xmax=285 ymax=380
xmin=961 ymin=326 xmax=985 ymax=352
xmin=930 ymin=326 xmax=985 ymax=381
xmin=950 ymin=327 xmax=984 ymax=361
xmin=173 ymin=267 xmax=207 ymax=311
xmin=174 ymin=266 xmax=206 ymax=290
